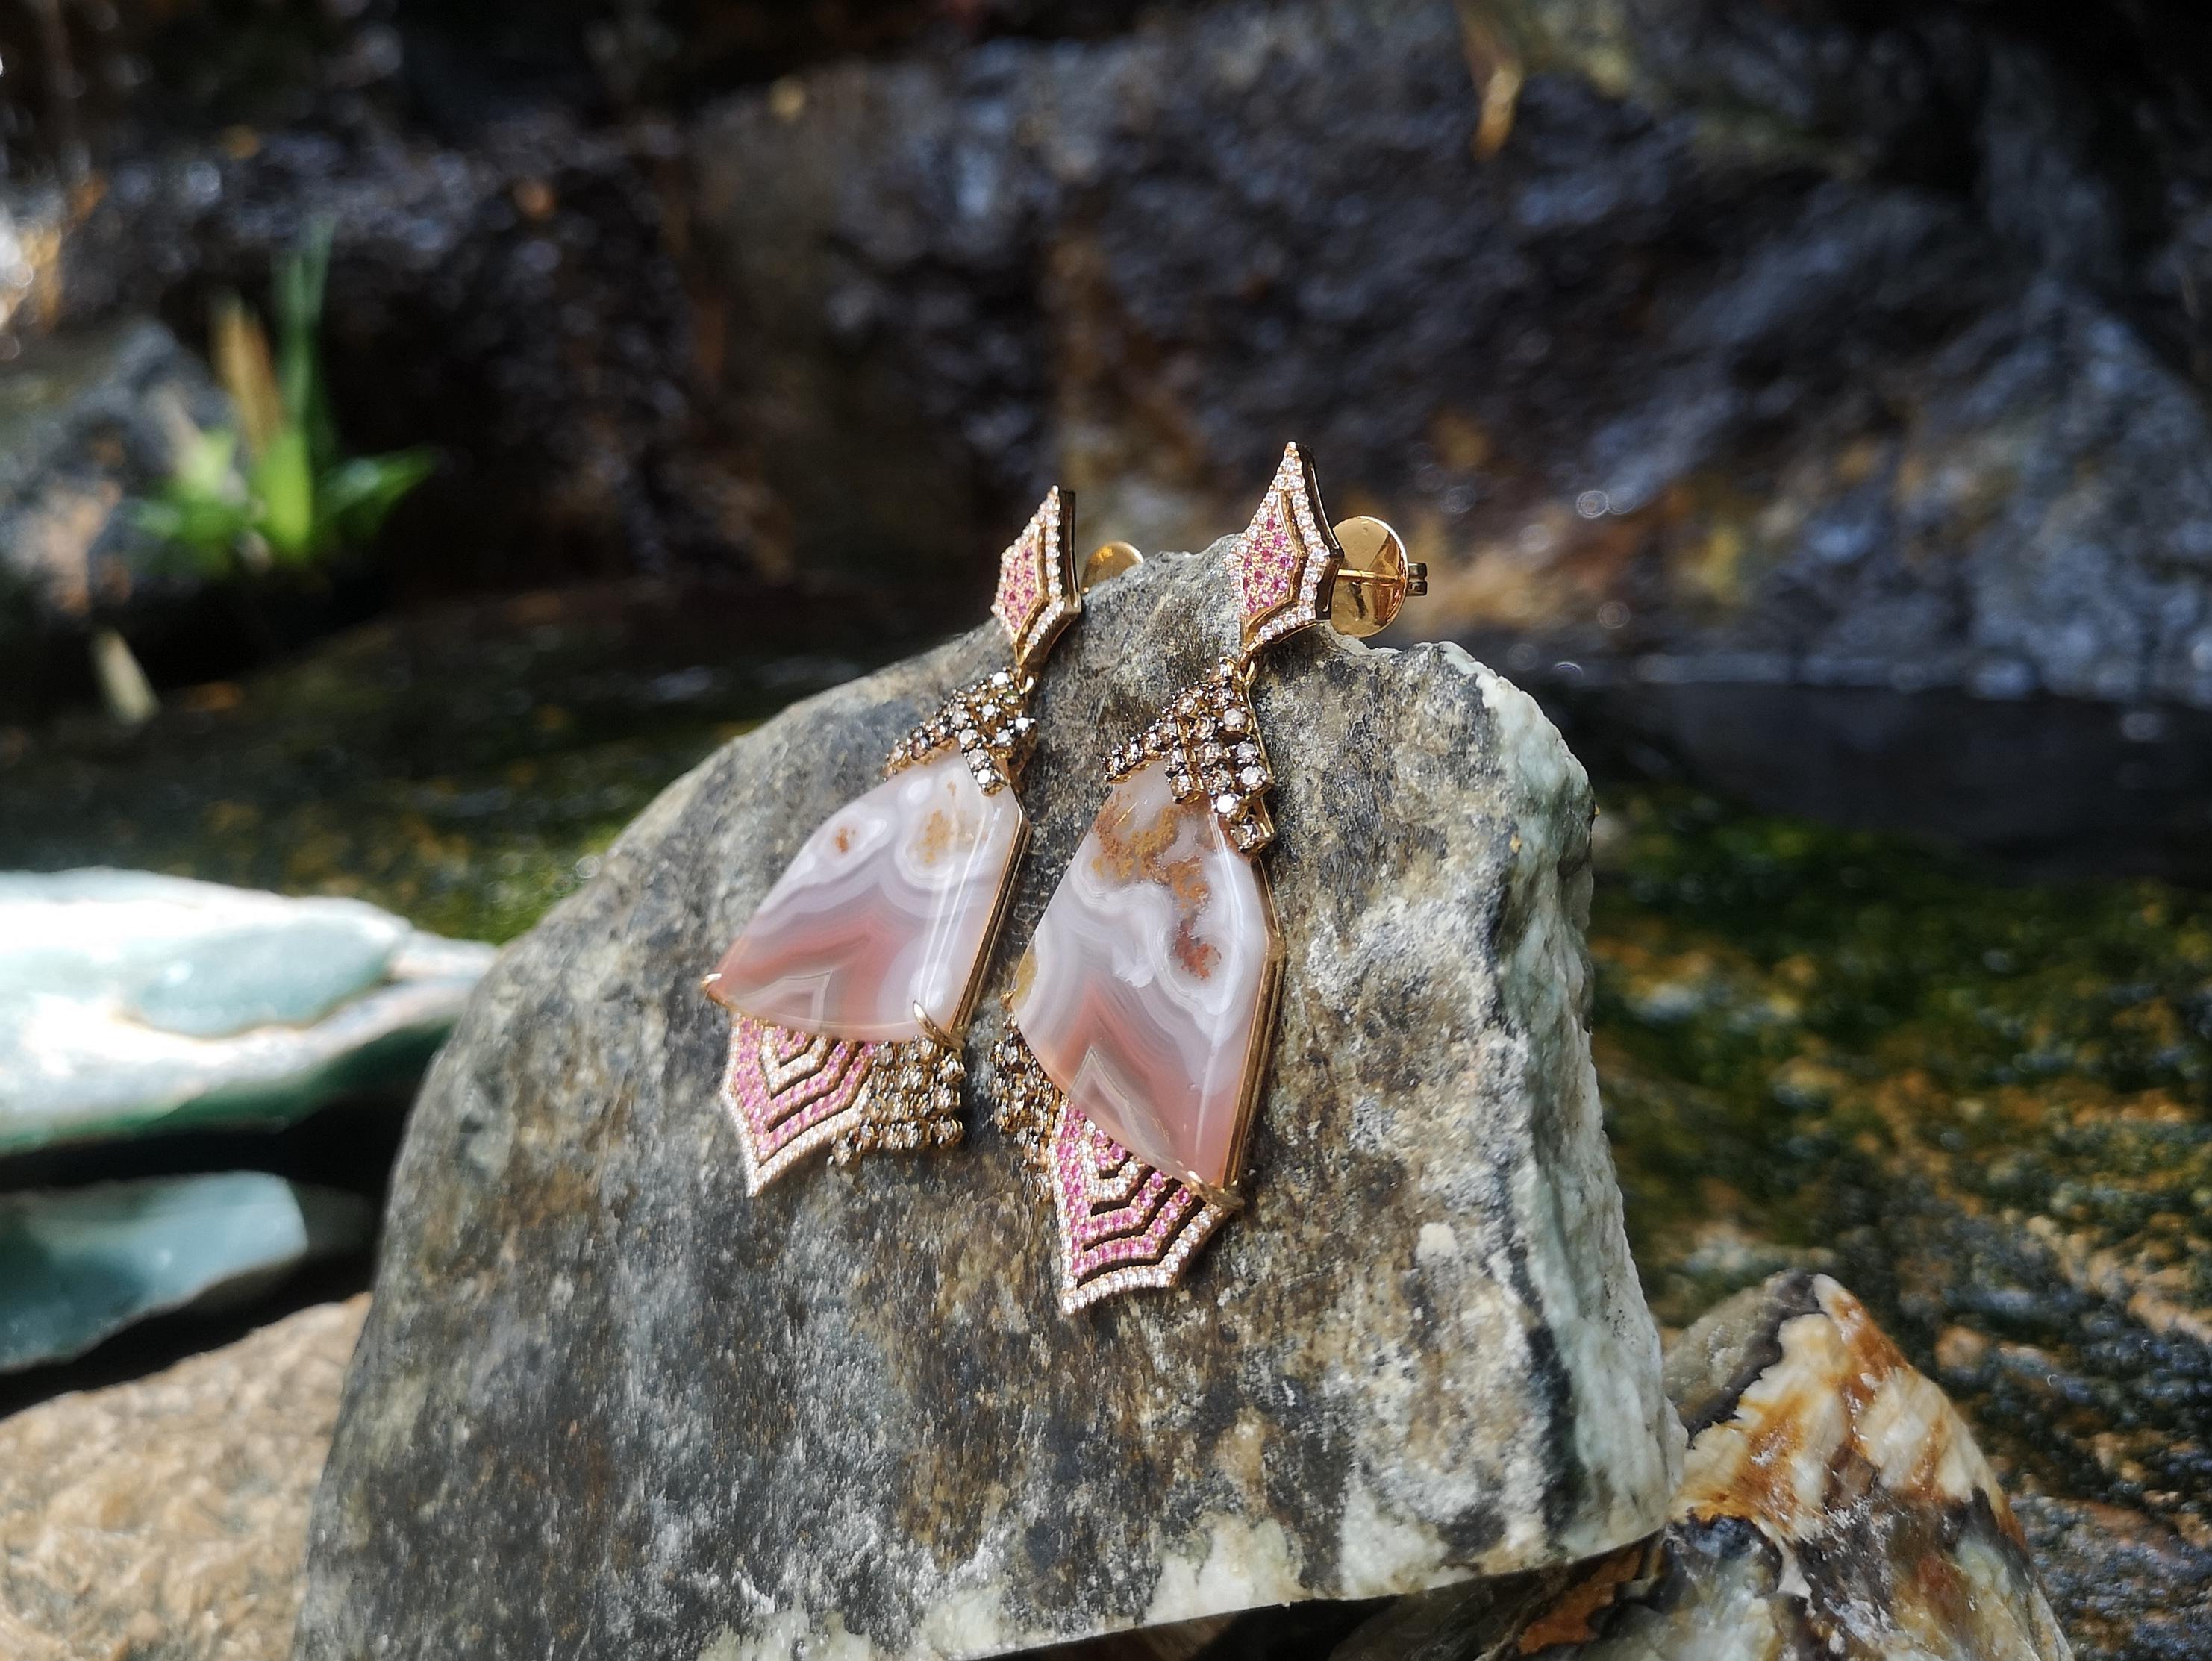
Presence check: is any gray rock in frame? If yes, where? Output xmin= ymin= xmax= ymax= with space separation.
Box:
xmin=0 ymin=1172 xmax=372 ymax=1372
xmin=0 ymin=869 xmax=497 ymax=1152
xmin=0 ymin=316 xmax=229 ymax=694
xmin=294 ymin=545 xmax=1679 ymax=1657
xmin=1334 ymin=1271 xmax=2072 ymax=1660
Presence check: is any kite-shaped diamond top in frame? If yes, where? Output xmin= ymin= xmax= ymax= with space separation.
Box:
xmin=992 ymin=488 xmax=1078 ymax=676
xmin=1228 ymin=443 xmax=1337 ymax=655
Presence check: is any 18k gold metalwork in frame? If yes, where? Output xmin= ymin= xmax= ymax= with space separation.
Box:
xmin=995 ymin=441 xmax=1425 ymax=1312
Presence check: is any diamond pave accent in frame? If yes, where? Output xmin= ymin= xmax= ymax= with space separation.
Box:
xmin=1105 ymin=660 xmax=1275 ymax=854
xmin=886 ymin=669 xmax=1039 ymax=795
xmin=993 ymin=1029 xmax=1229 ymax=1313
xmin=722 ymin=1014 xmax=963 ymax=1195
xmin=1228 ymin=442 xmax=1336 ymax=655
xmin=990 ymin=487 xmax=1078 ymax=677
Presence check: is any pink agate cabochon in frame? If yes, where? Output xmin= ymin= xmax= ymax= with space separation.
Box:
xmin=1011 ymin=758 xmax=1278 ymax=1189
xmin=710 ymin=750 xmax=1026 ymax=1042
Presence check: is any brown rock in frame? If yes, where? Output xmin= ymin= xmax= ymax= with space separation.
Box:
xmin=0 ymin=1296 xmax=367 ymax=1661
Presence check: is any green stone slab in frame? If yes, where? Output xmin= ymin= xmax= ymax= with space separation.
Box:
xmin=0 ymin=869 xmax=494 ymax=1153
xmin=0 ymin=1172 xmax=372 ymax=1371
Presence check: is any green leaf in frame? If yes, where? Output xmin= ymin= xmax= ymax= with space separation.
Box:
xmin=175 ymin=427 xmax=242 ymax=501
xmin=252 ymin=427 xmax=318 ymax=563
xmin=132 ymin=495 xmax=250 ymax=578
xmin=136 ymin=426 xmax=253 ymax=576
xmin=320 ymin=450 xmax=436 ymax=545
xmin=274 ymin=219 xmax=341 ymax=475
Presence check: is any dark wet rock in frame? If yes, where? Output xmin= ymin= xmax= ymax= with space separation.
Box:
xmin=19 ymin=0 xmax=2212 ymax=725
xmin=684 ymin=0 xmax=2212 ymax=721
xmin=47 ymin=112 xmax=715 ymax=601
xmin=4 ymin=5 xmax=1204 ymax=639
xmin=0 ymin=316 xmax=231 ymax=704
xmin=1545 ymin=682 xmax=2212 ymax=886
xmin=293 ymin=546 xmax=1678 ymax=1656
xmin=2012 ymin=1496 xmax=2212 ymax=1661
xmin=28 ymin=0 xmax=2212 ymax=751
xmin=1334 ymin=1272 xmax=2071 ymax=1660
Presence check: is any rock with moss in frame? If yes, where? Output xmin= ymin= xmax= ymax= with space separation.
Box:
xmin=1589 ymin=792 xmax=2212 ymax=1660
xmin=0 ymin=584 xmax=885 ymax=946
xmin=294 ymin=546 xmax=1678 ymax=1657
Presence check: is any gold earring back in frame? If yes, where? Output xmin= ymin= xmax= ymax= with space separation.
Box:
xmin=1325 ymin=517 xmax=1426 ymax=637
xmin=1081 ymin=540 xmax=1143 ymax=591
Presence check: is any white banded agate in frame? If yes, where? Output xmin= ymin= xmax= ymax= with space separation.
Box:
xmin=1011 ymin=759 xmax=1279 ymax=1191
xmin=708 ymin=751 xmax=1025 ymax=1042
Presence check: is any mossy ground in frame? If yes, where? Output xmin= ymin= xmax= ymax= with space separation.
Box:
xmin=7 ymin=613 xmax=2208 ymax=1582
xmin=0 ymin=586 xmax=889 ymax=942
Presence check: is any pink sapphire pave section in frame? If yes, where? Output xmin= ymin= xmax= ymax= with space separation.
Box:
xmin=720 ymin=1016 xmax=882 ymax=1192
xmin=1234 ymin=441 xmax=1337 ymax=654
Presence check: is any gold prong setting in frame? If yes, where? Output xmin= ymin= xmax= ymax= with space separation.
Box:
xmin=834 ymin=1035 xmax=966 ymax=1163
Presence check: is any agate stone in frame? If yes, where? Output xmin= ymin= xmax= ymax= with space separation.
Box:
xmin=707 ymin=751 xmax=1025 ymax=1042
xmin=1012 ymin=758 xmax=1278 ymax=1190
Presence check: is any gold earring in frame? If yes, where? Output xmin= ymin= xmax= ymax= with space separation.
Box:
xmin=702 ymin=491 xmax=1137 ymax=1193
xmin=993 ymin=442 xmax=1422 ymax=1311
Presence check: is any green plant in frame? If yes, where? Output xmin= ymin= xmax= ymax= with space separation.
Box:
xmin=139 ymin=221 xmax=434 ymax=577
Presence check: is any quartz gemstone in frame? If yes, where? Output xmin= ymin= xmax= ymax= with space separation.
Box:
xmin=707 ymin=750 xmax=1025 ymax=1041
xmin=1011 ymin=757 xmax=1278 ymax=1190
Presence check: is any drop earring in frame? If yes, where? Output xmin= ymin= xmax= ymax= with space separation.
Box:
xmin=993 ymin=443 xmax=1423 ymax=1311
xmin=703 ymin=492 xmax=1136 ymax=1193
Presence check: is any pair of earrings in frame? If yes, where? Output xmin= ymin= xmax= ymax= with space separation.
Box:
xmin=701 ymin=445 xmax=1425 ymax=1313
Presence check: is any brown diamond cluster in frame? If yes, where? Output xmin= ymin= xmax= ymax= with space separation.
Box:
xmin=1105 ymin=659 xmax=1275 ymax=854
xmin=886 ymin=669 xmax=1038 ymax=795
xmin=833 ymin=1036 xmax=965 ymax=1162
xmin=990 ymin=1026 xmax=1063 ymax=1168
